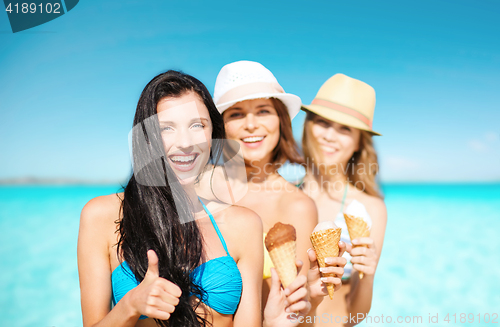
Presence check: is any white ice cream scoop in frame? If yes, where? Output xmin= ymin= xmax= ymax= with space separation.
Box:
xmin=344 ymin=199 xmax=372 ymax=229
xmin=313 ymin=220 xmax=339 ymax=233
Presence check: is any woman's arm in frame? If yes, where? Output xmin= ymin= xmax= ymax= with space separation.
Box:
xmin=283 ymin=193 xmax=319 ymax=278
xmin=345 ymin=198 xmax=387 ymax=326
xmin=231 ymin=207 xmax=264 ymax=327
xmin=78 ymin=196 xmax=140 ymax=327
xmin=281 ymin=193 xmax=321 ymax=327
xmin=78 ymin=196 xmax=181 ymax=327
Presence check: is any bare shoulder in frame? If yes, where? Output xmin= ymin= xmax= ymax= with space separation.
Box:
xmin=280 ymin=180 xmax=318 ymax=217
xmin=222 ymin=204 xmax=263 ymax=235
xmin=80 ymin=192 xmax=123 ymax=234
xmin=354 ymin=191 xmax=387 ymax=223
xmin=278 ymin=179 xmax=318 ymax=229
xmin=78 ymin=192 xmax=124 ymax=274
xmin=220 ymin=205 xmax=263 ymax=262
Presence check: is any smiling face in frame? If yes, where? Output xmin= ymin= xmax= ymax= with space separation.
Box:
xmin=310 ymin=114 xmax=361 ymax=166
xmin=222 ymin=98 xmax=280 ymax=164
xmin=156 ymin=91 xmax=213 ymax=184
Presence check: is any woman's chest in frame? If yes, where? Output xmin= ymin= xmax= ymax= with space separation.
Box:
xmin=237 ymin=189 xmax=287 ymax=231
xmin=192 ymin=296 xmax=235 ymax=327
xmin=314 ymin=196 xmax=343 ymax=223
xmin=314 ymin=194 xmax=368 ymax=223
xmin=107 ymin=225 xmax=122 ymax=272
xmin=134 ymin=302 xmax=234 ymax=327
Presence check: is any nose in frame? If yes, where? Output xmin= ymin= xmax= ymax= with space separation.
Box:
xmin=323 ymin=126 xmax=337 ymax=142
xmin=175 ymin=128 xmax=195 ymax=151
xmin=243 ymin=113 xmax=258 ymax=132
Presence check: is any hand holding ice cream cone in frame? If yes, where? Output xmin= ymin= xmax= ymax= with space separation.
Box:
xmin=263 ymin=265 xmax=311 ymax=327
xmin=344 ymin=213 xmax=370 ymax=279
xmin=306 ymin=243 xmax=346 ymax=304
xmin=265 ymin=222 xmax=298 ymax=289
xmin=264 ymin=222 xmax=311 ymax=324
xmin=344 ymin=200 xmax=377 ymax=280
xmin=309 ymin=221 xmax=346 ymax=299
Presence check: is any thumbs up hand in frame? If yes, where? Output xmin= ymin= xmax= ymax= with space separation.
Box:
xmin=144 ymin=249 xmax=162 ymax=281
xmin=127 ymin=250 xmax=182 ymax=320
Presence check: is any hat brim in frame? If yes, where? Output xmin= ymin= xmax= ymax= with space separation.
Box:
xmin=301 ymin=104 xmax=382 ymax=136
xmin=217 ymin=93 xmax=302 ymax=120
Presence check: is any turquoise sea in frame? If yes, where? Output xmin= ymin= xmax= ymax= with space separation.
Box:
xmin=1 ymin=184 xmax=499 ymax=326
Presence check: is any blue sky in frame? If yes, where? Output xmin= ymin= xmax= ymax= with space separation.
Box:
xmin=1 ymin=0 xmax=499 ymax=183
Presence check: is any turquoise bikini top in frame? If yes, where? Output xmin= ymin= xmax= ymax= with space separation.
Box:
xmin=111 ymin=199 xmax=242 ymax=318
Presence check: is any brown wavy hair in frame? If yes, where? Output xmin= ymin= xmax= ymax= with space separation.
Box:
xmin=269 ymin=98 xmax=304 ymax=165
xmin=302 ymin=110 xmax=383 ymax=198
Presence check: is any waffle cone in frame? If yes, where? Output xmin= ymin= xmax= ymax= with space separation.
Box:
xmin=343 ymin=214 xmax=370 ymax=240
xmin=310 ymin=227 xmax=342 ymax=299
xmin=267 ymin=240 xmax=297 ymax=288
xmin=344 ymin=214 xmax=370 ymax=279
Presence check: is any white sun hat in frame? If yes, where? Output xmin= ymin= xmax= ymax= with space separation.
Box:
xmin=213 ymin=60 xmax=302 ymax=119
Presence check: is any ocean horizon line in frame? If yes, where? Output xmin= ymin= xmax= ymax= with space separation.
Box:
xmin=0 ymin=177 xmax=499 ymax=187
xmin=0 ymin=177 xmax=126 ymax=186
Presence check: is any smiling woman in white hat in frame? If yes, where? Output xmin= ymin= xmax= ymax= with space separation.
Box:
xmin=300 ymin=73 xmax=387 ymax=326
xmin=214 ymin=61 xmax=347 ymax=312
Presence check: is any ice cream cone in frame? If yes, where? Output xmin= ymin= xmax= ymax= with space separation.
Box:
xmin=310 ymin=227 xmax=342 ymax=299
xmin=265 ymin=223 xmax=297 ymax=288
xmin=344 ymin=213 xmax=370 ymax=279
xmin=267 ymin=240 xmax=297 ymax=288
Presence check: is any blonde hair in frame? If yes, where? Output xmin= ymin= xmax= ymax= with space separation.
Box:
xmin=302 ymin=111 xmax=383 ymax=198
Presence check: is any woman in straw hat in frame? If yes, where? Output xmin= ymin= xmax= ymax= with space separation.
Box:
xmin=213 ymin=61 xmax=347 ymax=316
xmin=300 ymin=74 xmax=387 ymax=326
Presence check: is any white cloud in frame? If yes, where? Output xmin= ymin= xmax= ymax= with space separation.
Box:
xmin=484 ymin=132 xmax=499 ymax=143
xmin=467 ymin=140 xmax=489 ymax=152
xmin=467 ymin=132 xmax=499 ymax=153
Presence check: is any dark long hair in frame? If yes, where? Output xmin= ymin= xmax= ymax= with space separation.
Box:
xmin=117 ymin=71 xmax=226 ymax=326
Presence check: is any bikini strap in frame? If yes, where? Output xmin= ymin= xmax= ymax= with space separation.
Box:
xmin=339 ymin=183 xmax=348 ymax=214
xmin=198 ymin=197 xmax=230 ymax=255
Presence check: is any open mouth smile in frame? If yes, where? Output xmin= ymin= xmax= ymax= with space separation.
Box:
xmin=241 ymin=136 xmax=265 ymax=148
xmin=168 ymin=153 xmax=199 ymax=172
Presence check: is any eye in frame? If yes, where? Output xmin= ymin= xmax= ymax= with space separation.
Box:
xmin=258 ymin=109 xmax=271 ymax=115
xmin=340 ymin=125 xmax=351 ymax=132
xmin=161 ymin=126 xmax=174 ymax=132
xmin=315 ymin=118 xmax=330 ymax=127
xmin=191 ymin=123 xmax=205 ymax=129
xmin=228 ymin=112 xmax=243 ymax=119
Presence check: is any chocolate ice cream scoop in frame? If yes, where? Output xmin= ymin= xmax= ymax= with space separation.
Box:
xmin=265 ymin=222 xmax=297 ymax=251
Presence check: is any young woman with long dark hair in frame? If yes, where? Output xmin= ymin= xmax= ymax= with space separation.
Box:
xmin=78 ymin=70 xmax=310 ymax=327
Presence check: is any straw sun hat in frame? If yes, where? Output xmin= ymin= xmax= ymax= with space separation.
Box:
xmin=302 ymin=74 xmax=381 ymax=136
xmin=213 ymin=60 xmax=302 ymax=119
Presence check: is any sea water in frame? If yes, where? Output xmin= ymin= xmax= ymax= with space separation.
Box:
xmin=0 ymin=184 xmax=499 ymax=326
xmin=367 ymin=184 xmax=500 ymax=327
